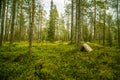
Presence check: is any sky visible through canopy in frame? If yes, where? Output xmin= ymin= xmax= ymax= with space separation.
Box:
xmin=42 ymin=0 xmax=70 ymax=17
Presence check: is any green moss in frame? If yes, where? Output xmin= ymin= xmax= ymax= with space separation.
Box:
xmin=0 ymin=42 xmax=119 ymax=80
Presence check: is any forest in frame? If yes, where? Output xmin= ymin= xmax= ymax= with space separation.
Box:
xmin=0 ymin=0 xmax=120 ymax=80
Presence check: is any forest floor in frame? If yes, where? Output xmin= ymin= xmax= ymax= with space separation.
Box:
xmin=0 ymin=42 xmax=120 ymax=80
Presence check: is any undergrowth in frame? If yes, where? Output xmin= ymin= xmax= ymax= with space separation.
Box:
xmin=0 ymin=42 xmax=120 ymax=80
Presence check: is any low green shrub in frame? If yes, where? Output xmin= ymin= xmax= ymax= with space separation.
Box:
xmin=0 ymin=42 xmax=119 ymax=80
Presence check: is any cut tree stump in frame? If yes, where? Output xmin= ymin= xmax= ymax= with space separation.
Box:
xmin=82 ymin=43 xmax=93 ymax=52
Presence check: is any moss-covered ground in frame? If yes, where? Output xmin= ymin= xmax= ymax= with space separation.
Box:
xmin=0 ymin=42 xmax=120 ymax=80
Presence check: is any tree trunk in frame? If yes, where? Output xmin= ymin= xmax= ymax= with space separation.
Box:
xmin=117 ymin=0 xmax=120 ymax=47
xmin=75 ymin=0 xmax=78 ymax=44
xmin=71 ymin=0 xmax=74 ymax=43
xmin=67 ymin=16 xmax=70 ymax=41
xmin=98 ymin=10 xmax=101 ymax=44
xmin=19 ymin=2 xmax=23 ymax=42
xmin=29 ymin=0 xmax=35 ymax=54
xmin=77 ymin=0 xmax=81 ymax=49
xmin=10 ymin=0 xmax=17 ymax=45
xmin=4 ymin=0 xmax=9 ymax=41
xmin=94 ymin=0 xmax=96 ymax=42
xmin=108 ymin=16 xmax=112 ymax=46
xmin=40 ymin=12 xmax=42 ymax=42
xmin=0 ymin=0 xmax=6 ymax=46
xmin=89 ymin=14 xmax=93 ymax=42
xmin=82 ymin=43 xmax=93 ymax=52
xmin=0 ymin=0 xmax=2 ymax=19
xmin=103 ymin=0 xmax=106 ymax=46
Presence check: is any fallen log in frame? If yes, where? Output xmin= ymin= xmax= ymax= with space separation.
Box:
xmin=82 ymin=43 xmax=93 ymax=52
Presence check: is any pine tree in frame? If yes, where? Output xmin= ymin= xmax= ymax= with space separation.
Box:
xmin=29 ymin=0 xmax=35 ymax=54
xmin=4 ymin=0 xmax=9 ymax=41
xmin=10 ymin=0 xmax=17 ymax=45
xmin=0 ymin=0 xmax=2 ymax=19
xmin=77 ymin=0 xmax=81 ymax=49
xmin=103 ymin=0 xmax=107 ymax=46
xmin=48 ymin=0 xmax=58 ymax=42
xmin=0 ymin=0 xmax=6 ymax=46
xmin=71 ymin=0 xmax=74 ymax=43
xmin=117 ymin=0 xmax=120 ymax=47
xmin=94 ymin=0 xmax=96 ymax=42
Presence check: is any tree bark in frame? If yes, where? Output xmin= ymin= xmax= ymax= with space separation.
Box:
xmin=77 ymin=0 xmax=81 ymax=49
xmin=94 ymin=0 xmax=96 ymax=42
xmin=29 ymin=0 xmax=35 ymax=54
xmin=108 ymin=16 xmax=112 ymax=46
xmin=117 ymin=0 xmax=120 ymax=47
xmin=0 ymin=0 xmax=2 ymax=19
xmin=75 ymin=0 xmax=78 ymax=44
xmin=4 ymin=0 xmax=9 ymax=41
xmin=103 ymin=0 xmax=107 ymax=46
xmin=71 ymin=0 xmax=74 ymax=43
xmin=0 ymin=0 xmax=6 ymax=46
xmin=10 ymin=0 xmax=17 ymax=45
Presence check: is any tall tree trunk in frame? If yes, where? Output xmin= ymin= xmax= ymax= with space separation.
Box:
xmin=67 ymin=16 xmax=70 ymax=41
xmin=4 ymin=0 xmax=9 ymax=41
xmin=71 ymin=0 xmax=74 ymax=43
xmin=38 ymin=11 xmax=42 ymax=42
xmin=75 ymin=0 xmax=78 ymax=44
xmin=29 ymin=0 xmax=35 ymax=54
xmin=10 ymin=0 xmax=17 ymax=45
xmin=103 ymin=0 xmax=106 ymax=46
xmin=38 ymin=16 xmax=40 ymax=41
xmin=77 ymin=0 xmax=81 ymax=49
xmin=19 ymin=3 xmax=23 ymax=42
xmin=89 ymin=18 xmax=93 ymax=42
xmin=98 ymin=10 xmax=101 ymax=44
xmin=40 ymin=12 xmax=42 ymax=42
xmin=38 ymin=8 xmax=43 ymax=42
xmin=89 ymin=13 xmax=93 ymax=42
xmin=117 ymin=0 xmax=120 ymax=47
xmin=108 ymin=16 xmax=112 ymax=46
xmin=0 ymin=0 xmax=6 ymax=46
xmin=0 ymin=0 xmax=2 ymax=19
xmin=94 ymin=0 xmax=96 ymax=42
